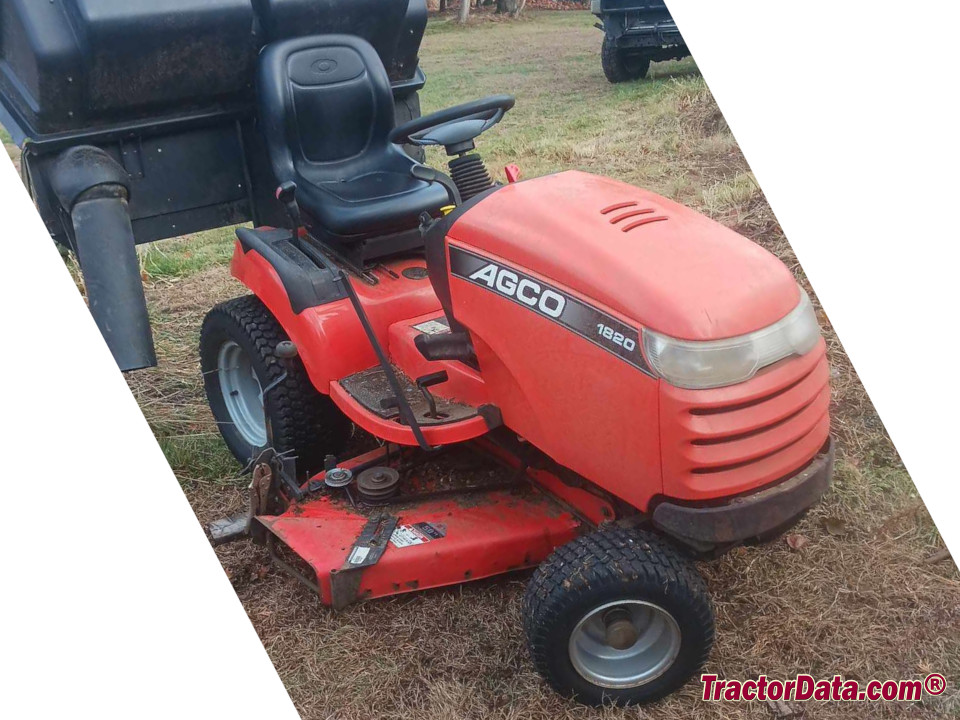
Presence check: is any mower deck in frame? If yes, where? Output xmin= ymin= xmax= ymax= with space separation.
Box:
xmin=252 ymin=441 xmax=615 ymax=609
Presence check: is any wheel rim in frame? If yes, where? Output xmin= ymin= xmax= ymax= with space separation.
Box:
xmin=568 ymin=600 xmax=682 ymax=689
xmin=217 ymin=340 xmax=267 ymax=447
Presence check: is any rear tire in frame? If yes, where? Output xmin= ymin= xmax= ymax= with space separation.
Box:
xmin=601 ymin=37 xmax=651 ymax=83
xmin=394 ymin=92 xmax=427 ymax=163
xmin=523 ymin=528 xmax=714 ymax=706
xmin=200 ymin=295 xmax=351 ymax=474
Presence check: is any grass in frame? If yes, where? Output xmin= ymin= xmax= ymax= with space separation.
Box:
xmin=137 ymin=226 xmax=240 ymax=280
xmin=15 ymin=9 xmax=957 ymax=719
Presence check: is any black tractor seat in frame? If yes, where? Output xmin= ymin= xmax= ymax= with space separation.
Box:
xmin=258 ymin=35 xmax=450 ymax=262
xmin=293 ymin=164 xmax=448 ymax=238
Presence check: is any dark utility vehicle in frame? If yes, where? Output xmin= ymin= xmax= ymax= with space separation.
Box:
xmin=592 ymin=0 xmax=690 ymax=83
xmin=0 ymin=0 xmax=430 ymax=371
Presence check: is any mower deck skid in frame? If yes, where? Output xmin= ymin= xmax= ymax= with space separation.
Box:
xmin=254 ymin=441 xmax=614 ymax=609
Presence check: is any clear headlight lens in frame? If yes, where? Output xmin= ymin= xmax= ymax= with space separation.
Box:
xmin=642 ymin=286 xmax=821 ymax=389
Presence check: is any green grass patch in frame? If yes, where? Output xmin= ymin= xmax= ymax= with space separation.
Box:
xmin=157 ymin=432 xmax=241 ymax=485
xmin=138 ymin=225 xmax=240 ymax=280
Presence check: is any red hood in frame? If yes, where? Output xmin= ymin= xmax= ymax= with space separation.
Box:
xmin=448 ymin=170 xmax=799 ymax=341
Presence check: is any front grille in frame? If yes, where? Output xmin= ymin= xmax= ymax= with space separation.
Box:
xmin=660 ymin=340 xmax=831 ymax=500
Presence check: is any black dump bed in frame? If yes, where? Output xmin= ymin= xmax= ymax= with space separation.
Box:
xmin=0 ymin=0 xmax=426 ymax=141
xmin=0 ymin=0 xmax=429 ymax=249
xmin=0 ymin=0 xmax=432 ymax=372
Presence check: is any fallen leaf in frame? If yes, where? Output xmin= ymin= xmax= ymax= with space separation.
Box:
xmin=252 ymin=565 xmax=270 ymax=581
xmin=823 ymin=517 xmax=848 ymax=536
xmin=786 ymin=534 xmax=809 ymax=551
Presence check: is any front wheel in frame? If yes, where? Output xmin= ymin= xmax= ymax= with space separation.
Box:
xmin=601 ymin=37 xmax=651 ymax=83
xmin=200 ymin=295 xmax=351 ymax=474
xmin=523 ymin=528 xmax=714 ymax=706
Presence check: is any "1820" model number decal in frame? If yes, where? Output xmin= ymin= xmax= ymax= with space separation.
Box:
xmin=597 ymin=323 xmax=637 ymax=352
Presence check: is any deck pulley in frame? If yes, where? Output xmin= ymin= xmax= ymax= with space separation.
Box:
xmin=324 ymin=467 xmax=354 ymax=489
xmin=357 ymin=467 xmax=401 ymax=503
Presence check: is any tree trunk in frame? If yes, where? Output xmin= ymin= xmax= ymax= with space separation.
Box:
xmin=458 ymin=0 xmax=470 ymax=22
xmin=438 ymin=0 xmax=446 ymax=11
xmin=496 ymin=0 xmax=522 ymax=16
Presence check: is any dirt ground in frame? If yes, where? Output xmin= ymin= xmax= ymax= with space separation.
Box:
xmin=13 ymin=10 xmax=957 ymax=720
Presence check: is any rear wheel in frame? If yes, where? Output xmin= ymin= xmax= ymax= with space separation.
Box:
xmin=523 ymin=528 xmax=714 ymax=706
xmin=601 ymin=37 xmax=651 ymax=83
xmin=200 ymin=295 xmax=351 ymax=474
xmin=394 ymin=92 xmax=427 ymax=163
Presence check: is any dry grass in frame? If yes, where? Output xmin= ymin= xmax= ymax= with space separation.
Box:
xmin=20 ymin=11 xmax=957 ymax=719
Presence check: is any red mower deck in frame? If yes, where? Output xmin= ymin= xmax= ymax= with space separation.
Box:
xmin=255 ymin=441 xmax=616 ymax=609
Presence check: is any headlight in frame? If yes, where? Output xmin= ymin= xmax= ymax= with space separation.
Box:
xmin=642 ymin=286 xmax=821 ymax=389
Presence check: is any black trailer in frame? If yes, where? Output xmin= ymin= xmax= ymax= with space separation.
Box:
xmin=591 ymin=0 xmax=690 ymax=83
xmin=0 ymin=0 xmax=430 ymax=371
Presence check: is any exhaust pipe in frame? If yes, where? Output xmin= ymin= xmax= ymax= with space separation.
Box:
xmin=49 ymin=146 xmax=157 ymax=371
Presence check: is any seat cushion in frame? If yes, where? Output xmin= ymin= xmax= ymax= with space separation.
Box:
xmin=297 ymin=168 xmax=451 ymax=237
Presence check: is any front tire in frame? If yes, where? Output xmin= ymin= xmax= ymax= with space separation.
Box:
xmin=523 ymin=528 xmax=714 ymax=706
xmin=200 ymin=295 xmax=351 ymax=474
xmin=601 ymin=37 xmax=651 ymax=83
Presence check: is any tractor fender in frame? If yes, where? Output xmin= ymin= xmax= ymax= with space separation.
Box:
xmin=229 ymin=238 xmax=376 ymax=395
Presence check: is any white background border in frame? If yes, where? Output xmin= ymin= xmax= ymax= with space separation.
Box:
xmin=2 ymin=2 xmax=957 ymax=715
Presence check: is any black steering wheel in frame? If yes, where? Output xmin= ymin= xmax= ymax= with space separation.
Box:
xmin=390 ymin=94 xmax=515 ymax=154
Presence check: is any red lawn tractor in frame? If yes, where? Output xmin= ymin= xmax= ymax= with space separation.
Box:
xmin=202 ymin=35 xmax=834 ymax=706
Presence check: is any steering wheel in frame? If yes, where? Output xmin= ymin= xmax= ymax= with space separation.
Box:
xmin=390 ymin=94 xmax=515 ymax=154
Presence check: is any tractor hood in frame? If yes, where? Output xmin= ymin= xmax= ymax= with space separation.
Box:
xmin=448 ymin=170 xmax=799 ymax=341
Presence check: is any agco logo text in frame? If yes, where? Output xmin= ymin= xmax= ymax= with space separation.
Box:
xmin=468 ymin=263 xmax=566 ymax=318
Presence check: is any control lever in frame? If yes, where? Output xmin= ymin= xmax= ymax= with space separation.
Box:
xmin=275 ymin=181 xmax=302 ymax=235
xmin=416 ymin=371 xmax=449 ymax=419
xmin=410 ymin=165 xmax=462 ymax=207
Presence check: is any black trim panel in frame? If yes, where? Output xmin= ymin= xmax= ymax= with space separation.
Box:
xmin=236 ymin=227 xmax=346 ymax=313
xmin=423 ymin=185 xmax=501 ymax=333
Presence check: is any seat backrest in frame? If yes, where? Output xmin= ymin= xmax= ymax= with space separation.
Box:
xmin=257 ymin=34 xmax=396 ymax=186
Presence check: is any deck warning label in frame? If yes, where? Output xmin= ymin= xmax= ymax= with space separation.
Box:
xmin=390 ymin=522 xmax=445 ymax=548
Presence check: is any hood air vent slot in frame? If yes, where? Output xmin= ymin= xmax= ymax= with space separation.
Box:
xmin=600 ymin=201 xmax=669 ymax=233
